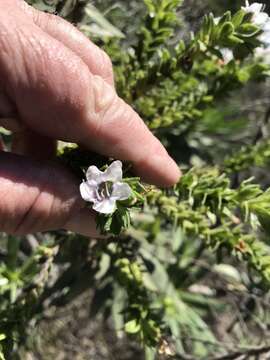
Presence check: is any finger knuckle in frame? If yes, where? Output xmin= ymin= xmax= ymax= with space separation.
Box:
xmin=99 ymin=49 xmax=114 ymax=82
xmin=12 ymin=191 xmax=50 ymax=235
xmin=32 ymin=10 xmax=58 ymax=30
xmin=92 ymin=75 xmax=118 ymax=116
xmin=89 ymin=75 xmax=143 ymax=146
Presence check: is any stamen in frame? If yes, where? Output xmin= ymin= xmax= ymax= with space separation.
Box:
xmin=95 ymin=188 xmax=102 ymax=201
xmin=97 ymin=182 xmax=112 ymax=200
xmin=105 ymin=182 xmax=111 ymax=198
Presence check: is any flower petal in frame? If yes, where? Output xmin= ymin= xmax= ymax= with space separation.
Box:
xmin=220 ymin=48 xmax=234 ymax=64
xmin=263 ymin=20 xmax=270 ymax=31
xmin=243 ymin=3 xmax=264 ymax=14
xmin=260 ymin=21 xmax=270 ymax=45
xmin=80 ymin=181 xmax=98 ymax=203
xmin=249 ymin=3 xmax=264 ymax=13
xmin=102 ymin=160 xmax=123 ymax=182
xmin=255 ymin=47 xmax=270 ymax=64
xmin=253 ymin=12 xmax=269 ymax=26
xmin=260 ymin=31 xmax=270 ymax=44
xmin=112 ymin=182 xmax=132 ymax=200
xmin=86 ymin=165 xmax=104 ymax=184
xmin=93 ymin=198 xmax=116 ymax=214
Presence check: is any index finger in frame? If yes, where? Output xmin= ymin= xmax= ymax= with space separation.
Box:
xmin=0 ymin=12 xmax=180 ymax=187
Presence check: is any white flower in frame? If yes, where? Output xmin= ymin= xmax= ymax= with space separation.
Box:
xmin=260 ymin=20 xmax=270 ymax=45
xmin=242 ymin=2 xmax=270 ymax=46
xmin=242 ymin=1 xmax=269 ymax=28
xmin=220 ymin=48 xmax=234 ymax=64
xmin=80 ymin=160 xmax=132 ymax=214
xmin=255 ymin=46 xmax=270 ymax=63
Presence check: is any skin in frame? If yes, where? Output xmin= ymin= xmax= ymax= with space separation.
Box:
xmin=0 ymin=0 xmax=181 ymax=237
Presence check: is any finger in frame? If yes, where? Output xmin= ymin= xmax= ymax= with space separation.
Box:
xmin=0 ymin=92 xmax=23 ymax=132
xmin=12 ymin=130 xmax=56 ymax=159
xmin=0 ymin=151 xmax=98 ymax=237
xmin=0 ymin=90 xmax=16 ymax=117
xmin=0 ymin=90 xmax=56 ymax=159
xmin=0 ymin=10 xmax=180 ymax=187
xmin=20 ymin=0 xmax=114 ymax=85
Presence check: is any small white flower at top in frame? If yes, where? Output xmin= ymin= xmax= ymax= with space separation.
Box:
xmin=80 ymin=160 xmax=132 ymax=214
xmin=242 ymin=2 xmax=270 ymax=49
xmin=259 ymin=18 xmax=270 ymax=46
xmin=242 ymin=1 xmax=270 ymax=28
xmin=255 ymin=46 xmax=270 ymax=63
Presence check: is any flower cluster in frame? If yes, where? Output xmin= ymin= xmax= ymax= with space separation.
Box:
xmin=244 ymin=1 xmax=270 ymax=63
xmin=243 ymin=1 xmax=270 ymax=45
xmin=80 ymin=160 xmax=132 ymax=214
xmin=218 ymin=2 xmax=270 ymax=64
xmin=242 ymin=1 xmax=269 ymax=28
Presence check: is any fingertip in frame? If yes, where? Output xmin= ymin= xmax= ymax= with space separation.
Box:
xmin=135 ymin=154 xmax=181 ymax=188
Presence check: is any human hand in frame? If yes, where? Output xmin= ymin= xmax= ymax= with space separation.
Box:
xmin=0 ymin=0 xmax=180 ymax=236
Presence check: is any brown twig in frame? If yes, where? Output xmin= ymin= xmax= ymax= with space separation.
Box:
xmin=211 ymin=345 xmax=270 ymax=360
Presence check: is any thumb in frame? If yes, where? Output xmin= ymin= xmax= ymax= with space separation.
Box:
xmin=0 ymin=151 xmax=98 ymax=237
